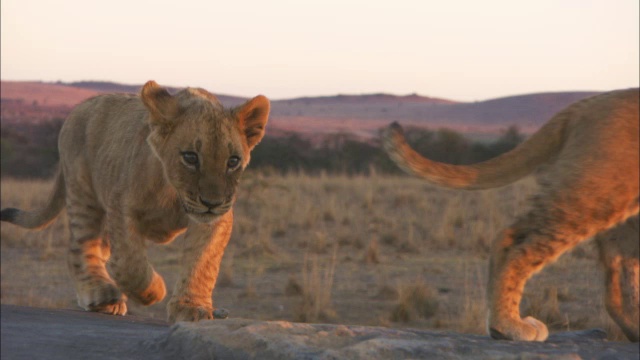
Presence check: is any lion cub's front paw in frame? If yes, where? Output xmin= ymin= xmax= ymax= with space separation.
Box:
xmin=489 ymin=316 xmax=549 ymax=341
xmin=77 ymin=281 xmax=128 ymax=316
xmin=168 ymin=302 xmax=214 ymax=322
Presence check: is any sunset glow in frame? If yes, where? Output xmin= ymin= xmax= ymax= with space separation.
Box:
xmin=1 ymin=0 xmax=638 ymax=101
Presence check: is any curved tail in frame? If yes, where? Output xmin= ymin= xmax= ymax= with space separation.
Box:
xmin=1 ymin=170 xmax=66 ymax=229
xmin=381 ymin=118 xmax=567 ymax=190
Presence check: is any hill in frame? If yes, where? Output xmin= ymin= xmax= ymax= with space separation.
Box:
xmin=68 ymin=81 xmax=248 ymax=106
xmin=1 ymin=80 xmax=601 ymax=137
xmin=0 ymin=81 xmax=101 ymax=107
xmin=268 ymin=91 xmax=599 ymax=138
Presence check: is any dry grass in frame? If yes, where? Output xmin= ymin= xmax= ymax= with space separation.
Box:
xmin=0 ymin=172 xmax=627 ymax=340
xmin=295 ymin=247 xmax=338 ymax=322
xmin=390 ymin=280 xmax=439 ymax=323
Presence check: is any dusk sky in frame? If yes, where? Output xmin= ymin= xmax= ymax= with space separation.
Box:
xmin=1 ymin=0 xmax=638 ymax=101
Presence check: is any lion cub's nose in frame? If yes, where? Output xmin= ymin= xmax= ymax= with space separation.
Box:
xmin=199 ymin=197 xmax=223 ymax=209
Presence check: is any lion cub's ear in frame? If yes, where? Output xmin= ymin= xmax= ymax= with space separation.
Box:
xmin=235 ymin=95 xmax=270 ymax=150
xmin=141 ymin=81 xmax=179 ymax=130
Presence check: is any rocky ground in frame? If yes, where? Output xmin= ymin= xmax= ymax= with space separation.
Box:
xmin=1 ymin=305 xmax=637 ymax=360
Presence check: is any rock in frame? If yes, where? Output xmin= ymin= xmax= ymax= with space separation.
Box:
xmin=213 ymin=308 xmax=229 ymax=319
xmin=0 ymin=304 xmax=167 ymax=360
xmin=149 ymin=320 xmax=638 ymax=360
xmin=1 ymin=305 xmax=637 ymax=360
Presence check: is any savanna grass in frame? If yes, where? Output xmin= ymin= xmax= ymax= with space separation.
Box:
xmin=1 ymin=172 xmax=625 ymax=340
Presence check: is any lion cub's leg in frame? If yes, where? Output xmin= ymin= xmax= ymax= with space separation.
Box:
xmin=486 ymin=223 xmax=556 ymax=341
xmin=486 ymin=159 xmax=639 ymax=342
xmin=105 ymin=212 xmax=167 ymax=307
xmin=65 ymin=185 xmax=126 ymax=315
xmin=486 ymin=202 xmax=602 ymax=341
xmin=596 ymin=216 xmax=639 ymax=342
xmin=167 ymin=211 xmax=233 ymax=322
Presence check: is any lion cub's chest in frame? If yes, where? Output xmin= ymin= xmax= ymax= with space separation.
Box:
xmin=129 ymin=206 xmax=189 ymax=244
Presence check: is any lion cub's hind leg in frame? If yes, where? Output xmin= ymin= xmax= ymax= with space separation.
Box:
xmin=104 ymin=208 xmax=167 ymax=308
xmin=487 ymin=198 xmax=607 ymax=341
xmin=487 ymin=222 xmax=556 ymax=342
xmin=65 ymin=181 xmax=127 ymax=315
xmin=487 ymin=190 xmax=638 ymax=341
xmin=597 ymin=216 xmax=639 ymax=342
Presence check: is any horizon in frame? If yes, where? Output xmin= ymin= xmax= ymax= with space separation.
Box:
xmin=0 ymin=78 xmax=606 ymax=103
xmin=2 ymin=0 xmax=638 ymax=101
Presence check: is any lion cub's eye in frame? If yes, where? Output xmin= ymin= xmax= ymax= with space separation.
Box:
xmin=181 ymin=151 xmax=199 ymax=167
xmin=227 ymin=156 xmax=241 ymax=170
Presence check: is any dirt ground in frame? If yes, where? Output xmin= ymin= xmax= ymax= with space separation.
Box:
xmin=0 ymin=173 xmax=628 ymax=341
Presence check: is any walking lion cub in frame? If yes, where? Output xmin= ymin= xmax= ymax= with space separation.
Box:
xmin=382 ymin=88 xmax=639 ymax=341
xmin=1 ymin=81 xmax=270 ymax=322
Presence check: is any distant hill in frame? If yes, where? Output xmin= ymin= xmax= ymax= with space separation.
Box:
xmin=1 ymin=81 xmax=101 ymax=107
xmin=68 ymin=81 xmax=248 ymax=106
xmin=284 ymin=93 xmax=456 ymax=105
xmin=67 ymin=81 xmax=143 ymax=94
xmin=1 ymin=80 xmax=602 ymax=138
xmin=266 ymin=90 xmax=600 ymax=138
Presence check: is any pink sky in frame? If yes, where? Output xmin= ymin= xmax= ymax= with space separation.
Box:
xmin=1 ymin=0 xmax=638 ymax=101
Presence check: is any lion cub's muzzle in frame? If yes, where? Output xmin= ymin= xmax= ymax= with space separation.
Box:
xmin=180 ymin=195 xmax=234 ymax=223
xmin=199 ymin=197 xmax=233 ymax=216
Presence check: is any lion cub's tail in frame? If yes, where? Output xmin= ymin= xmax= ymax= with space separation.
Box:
xmin=382 ymin=117 xmax=566 ymax=190
xmin=1 ymin=170 xmax=66 ymax=229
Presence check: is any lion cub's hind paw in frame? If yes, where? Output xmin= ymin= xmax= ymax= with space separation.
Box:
xmin=489 ymin=316 xmax=549 ymax=341
xmin=88 ymin=300 xmax=128 ymax=316
xmin=522 ymin=316 xmax=549 ymax=341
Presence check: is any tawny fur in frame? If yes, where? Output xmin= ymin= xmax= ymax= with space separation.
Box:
xmin=382 ymin=88 xmax=639 ymax=341
xmin=0 ymin=81 xmax=270 ymax=322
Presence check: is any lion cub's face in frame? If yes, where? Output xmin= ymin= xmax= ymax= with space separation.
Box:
xmin=141 ymin=81 xmax=269 ymax=223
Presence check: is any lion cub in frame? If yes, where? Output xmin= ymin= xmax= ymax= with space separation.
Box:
xmin=1 ymin=81 xmax=269 ymax=322
xmin=383 ymin=88 xmax=639 ymax=341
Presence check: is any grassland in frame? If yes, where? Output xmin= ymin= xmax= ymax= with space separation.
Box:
xmin=0 ymin=172 xmax=626 ymax=340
